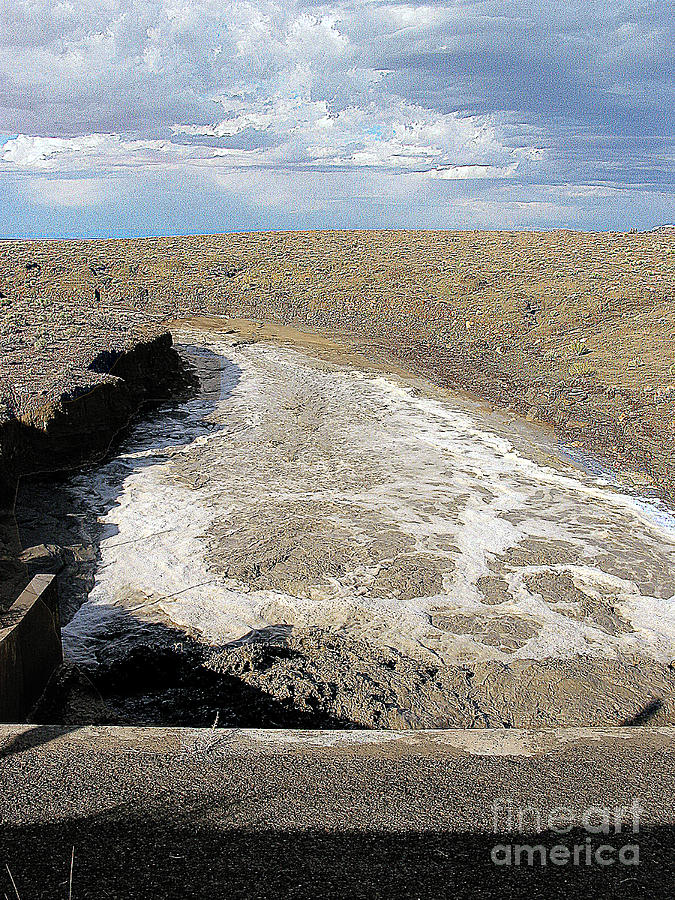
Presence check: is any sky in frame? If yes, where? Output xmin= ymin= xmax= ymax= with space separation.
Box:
xmin=0 ymin=0 xmax=673 ymax=237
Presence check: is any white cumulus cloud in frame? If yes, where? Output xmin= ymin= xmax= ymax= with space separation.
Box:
xmin=0 ymin=0 xmax=670 ymax=229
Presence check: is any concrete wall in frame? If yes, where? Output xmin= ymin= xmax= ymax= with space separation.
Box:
xmin=1 ymin=723 xmax=673 ymax=897
xmin=0 ymin=575 xmax=61 ymax=722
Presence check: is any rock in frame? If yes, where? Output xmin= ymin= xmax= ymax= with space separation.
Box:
xmin=20 ymin=543 xmax=64 ymax=575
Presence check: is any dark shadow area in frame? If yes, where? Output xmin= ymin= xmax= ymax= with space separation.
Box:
xmin=99 ymin=342 xmax=239 ymax=457
xmin=31 ymin=614 xmax=359 ymax=729
xmin=0 ymin=800 xmax=670 ymax=899
xmin=623 ymin=698 xmax=664 ymax=726
xmin=0 ymin=723 xmax=82 ymax=758
xmin=0 ymin=503 xmax=29 ymax=614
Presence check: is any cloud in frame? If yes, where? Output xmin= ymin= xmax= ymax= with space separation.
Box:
xmin=2 ymin=97 xmax=540 ymax=176
xmin=24 ymin=177 xmax=110 ymax=207
xmin=0 ymin=0 xmax=671 ymax=234
xmin=429 ymin=163 xmax=520 ymax=180
xmin=0 ymin=1 xmax=543 ymax=174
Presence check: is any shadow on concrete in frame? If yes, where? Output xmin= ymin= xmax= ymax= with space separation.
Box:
xmin=0 ymin=798 xmax=670 ymax=899
xmin=0 ymin=723 xmax=83 ymax=759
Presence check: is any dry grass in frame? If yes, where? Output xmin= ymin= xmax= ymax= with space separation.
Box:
xmin=0 ymin=228 xmax=673 ymax=497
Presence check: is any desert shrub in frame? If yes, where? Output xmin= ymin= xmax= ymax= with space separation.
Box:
xmin=568 ymin=361 xmax=597 ymax=378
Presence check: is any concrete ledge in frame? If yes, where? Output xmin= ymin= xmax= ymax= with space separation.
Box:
xmin=0 ymin=724 xmax=674 ymax=898
xmin=1 ymin=722 xmax=675 ymax=758
xmin=0 ymin=575 xmax=61 ymax=722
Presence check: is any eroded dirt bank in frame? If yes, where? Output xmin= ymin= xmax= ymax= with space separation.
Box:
xmin=1 ymin=322 xmax=189 ymax=612
xmin=20 ymin=325 xmax=675 ymax=729
xmin=1 ymin=229 xmax=674 ymax=502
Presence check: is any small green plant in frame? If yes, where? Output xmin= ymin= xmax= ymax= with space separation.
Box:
xmin=568 ymin=361 xmax=597 ymax=378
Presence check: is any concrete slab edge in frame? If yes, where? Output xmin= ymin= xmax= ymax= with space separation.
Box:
xmin=1 ymin=723 xmax=673 ymax=758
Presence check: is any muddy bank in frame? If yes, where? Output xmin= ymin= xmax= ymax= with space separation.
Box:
xmin=36 ymin=627 xmax=675 ymax=730
xmin=1 ymin=329 xmax=189 ymax=612
xmin=1 ymin=332 xmax=185 ymax=486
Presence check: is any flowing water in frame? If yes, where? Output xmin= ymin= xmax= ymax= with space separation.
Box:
xmin=33 ymin=326 xmax=675 ymax=727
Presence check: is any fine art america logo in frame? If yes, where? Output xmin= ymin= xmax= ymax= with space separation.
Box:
xmin=490 ymin=799 xmax=642 ymax=867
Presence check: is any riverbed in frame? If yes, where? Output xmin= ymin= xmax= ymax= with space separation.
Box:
xmin=20 ymin=324 xmax=675 ymax=727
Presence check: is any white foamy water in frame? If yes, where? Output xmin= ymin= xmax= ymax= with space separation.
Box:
xmin=62 ymin=330 xmax=675 ymax=668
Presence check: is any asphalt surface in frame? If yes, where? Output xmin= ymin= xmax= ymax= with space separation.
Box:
xmin=0 ymin=726 xmax=673 ymax=898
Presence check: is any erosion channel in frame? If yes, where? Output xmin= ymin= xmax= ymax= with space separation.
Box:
xmin=17 ymin=323 xmax=675 ymax=729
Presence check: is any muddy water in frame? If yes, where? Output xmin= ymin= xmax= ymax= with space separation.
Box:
xmin=54 ymin=328 xmax=675 ymax=727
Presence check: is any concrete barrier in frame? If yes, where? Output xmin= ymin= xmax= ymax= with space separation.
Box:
xmin=0 ymin=575 xmax=61 ymax=722
xmin=0 ymin=724 xmax=673 ymax=897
